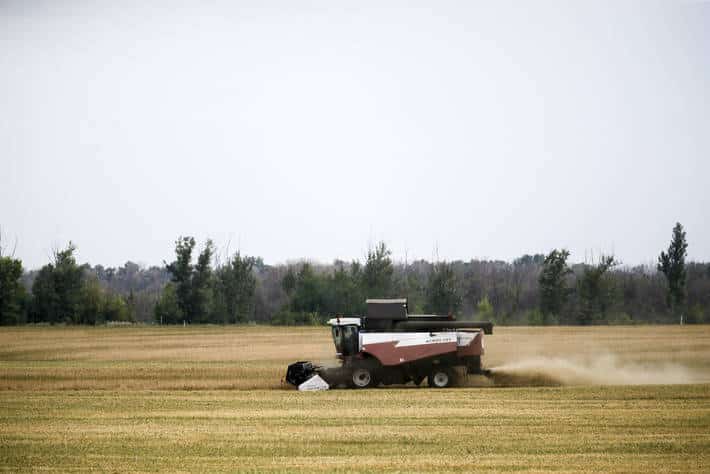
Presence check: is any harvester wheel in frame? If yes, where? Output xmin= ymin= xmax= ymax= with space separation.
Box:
xmin=351 ymin=368 xmax=376 ymax=388
xmin=428 ymin=369 xmax=453 ymax=388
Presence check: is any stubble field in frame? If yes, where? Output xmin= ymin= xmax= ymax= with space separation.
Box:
xmin=1 ymin=325 xmax=709 ymax=472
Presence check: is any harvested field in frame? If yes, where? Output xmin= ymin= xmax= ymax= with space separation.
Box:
xmin=1 ymin=325 xmax=709 ymax=472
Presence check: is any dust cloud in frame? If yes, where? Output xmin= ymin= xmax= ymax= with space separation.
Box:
xmin=488 ymin=354 xmax=707 ymax=387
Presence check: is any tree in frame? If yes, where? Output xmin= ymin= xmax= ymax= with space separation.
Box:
xmin=424 ymin=261 xmax=462 ymax=315
xmin=78 ymin=277 xmax=103 ymax=325
xmin=126 ymin=289 xmax=136 ymax=322
xmin=191 ymin=240 xmax=214 ymax=323
xmin=0 ymin=234 xmax=25 ymax=325
xmin=476 ymin=295 xmax=494 ymax=320
xmin=102 ymin=293 xmax=130 ymax=322
xmin=52 ymin=243 xmax=84 ymax=323
xmin=324 ymin=261 xmax=363 ymax=316
xmin=31 ymin=243 xmax=84 ymax=323
xmin=578 ymin=255 xmax=619 ymax=324
xmin=538 ymin=249 xmax=571 ymax=323
xmin=506 ymin=254 xmax=545 ymax=321
xmin=30 ymin=265 xmax=58 ymax=323
xmin=291 ymin=263 xmax=324 ymax=313
xmin=154 ymin=283 xmax=182 ymax=324
xmin=281 ymin=267 xmax=296 ymax=295
xmin=165 ymin=236 xmax=195 ymax=321
xmin=363 ymin=241 xmax=394 ymax=298
xmin=213 ymin=252 xmax=256 ymax=323
xmin=159 ymin=238 xmax=261 ymax=324
xmin=658 ymin=222 xmax=688 ymax=315
xmin=399 ymin=262 xmax=426 ymax=314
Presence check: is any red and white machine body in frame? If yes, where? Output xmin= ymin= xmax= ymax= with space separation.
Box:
xmin=359 ymin=329 xmax=484 ymax=366
xmin=327 ymin=316 xmax=485 ymax=365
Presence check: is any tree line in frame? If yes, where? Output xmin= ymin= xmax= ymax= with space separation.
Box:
xmin=1 ymin=223 xmax=708 ymax=326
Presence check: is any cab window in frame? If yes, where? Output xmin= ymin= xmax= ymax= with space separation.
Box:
xmin=331 ymin=326 xmax=343 ymax=353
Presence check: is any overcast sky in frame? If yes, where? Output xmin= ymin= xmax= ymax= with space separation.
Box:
xmin=2 ymin=1 xmax=708 ymax=270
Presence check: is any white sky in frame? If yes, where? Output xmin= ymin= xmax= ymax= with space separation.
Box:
xmin=2 ymin=1 xmax=709 ymax=270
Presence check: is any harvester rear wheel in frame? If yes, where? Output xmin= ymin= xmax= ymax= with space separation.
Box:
xmin=428 ymin=369 xmax=454 ymax=388
xmin=351 ymin=368 xmax=376 ymax=388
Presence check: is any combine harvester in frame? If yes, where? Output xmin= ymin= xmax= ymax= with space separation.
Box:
xmin=286 ymin=298 xmax=493 ymax=390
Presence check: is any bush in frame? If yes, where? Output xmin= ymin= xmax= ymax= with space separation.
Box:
xmin=271 ymin=308 xmax=295 ymax=325
xmin=607 ymin=312 xmax=632 ymax=325
xmin=476 ymin=296 xmax=494 ymax=320
xmin=527 ymin=309 xmax=544 ymax=326
xmin=103 ymin=294 xmax=131 ymax=322
xmin=271 ymin=308 xmax=324 ymax=326
xmin=686 ymin=305 xmax=705 ymax=324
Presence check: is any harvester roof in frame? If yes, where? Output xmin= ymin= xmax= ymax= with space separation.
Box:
xmin=327 ymin=317 xmax=361 ymax=326
xmin=366 ymin=298 xmax=408 ymax=320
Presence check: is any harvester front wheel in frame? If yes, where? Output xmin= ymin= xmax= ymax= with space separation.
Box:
xmin=428 ymin=369 xmax=454 ymax=388
xmin=351 ymin=368 xmax=376 ymax=388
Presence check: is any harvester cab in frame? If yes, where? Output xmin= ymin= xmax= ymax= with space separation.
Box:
xmin=329 ymin=317 xmax=360 ymax=357
xmin=285 ymin=298 xmax=493 ymax=390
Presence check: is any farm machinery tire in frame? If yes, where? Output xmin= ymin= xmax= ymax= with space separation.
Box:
xmin=350 ymin=367 xmax=378 ymax=388
xmin=428 ymin=368 xmax=455 ymax=388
